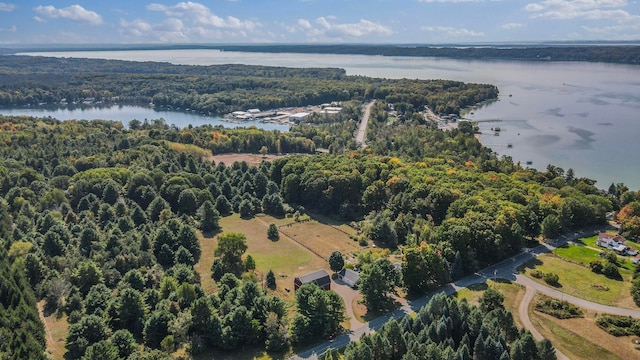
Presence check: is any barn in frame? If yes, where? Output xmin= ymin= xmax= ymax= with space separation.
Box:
xmin=294 ymin=269 xmax=331 ymax=291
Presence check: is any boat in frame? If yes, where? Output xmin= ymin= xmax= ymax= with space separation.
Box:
xmin=507 ymin=144 xmax=513 ymax=148
xmin=526 ymin=161 xmax=533 ymax=165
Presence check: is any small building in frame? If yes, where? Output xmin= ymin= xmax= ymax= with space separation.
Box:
xmin=294 ymin=269 xmax=331 ymax=291
xmin=338 ymin=269 xmax=360 ymax=288
xmin=289 ymin=112 xmax=310 ymax=122
xmin=613 ymin=243 xmax=628 ymax=255
xmin=231 ymin=111 xmax=247 ymax=117
xmin=247 ymin=108 xmax=261 ymax=114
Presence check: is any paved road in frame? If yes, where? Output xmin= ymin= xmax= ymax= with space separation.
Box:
xmin=355 ymin=101 xmax=373 ymax=147
xmin=291 ymin=226 xmax=633 ymax=359
xmin=519 ymin=287 xmax=570 ymax=360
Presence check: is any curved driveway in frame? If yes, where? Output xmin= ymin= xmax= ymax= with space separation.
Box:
xmin=291 ymin=226 xmax=637 ymax=360
xmin=519 ymin=286 xmax=570 ymax=360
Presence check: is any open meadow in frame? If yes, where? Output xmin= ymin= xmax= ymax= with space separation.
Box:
xmin=529 ymin=295 xmax=640 ymax=360
xmin=195 ymin=213 xmax=364 ymax=303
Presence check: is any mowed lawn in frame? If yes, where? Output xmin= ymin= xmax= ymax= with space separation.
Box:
xmin=195 ymin=214 xmax=332 ymax=302
xmin=553 ymin=243 xmax=602 ymax=265
xmin=524 ymin=254 xmax=636 ymax=308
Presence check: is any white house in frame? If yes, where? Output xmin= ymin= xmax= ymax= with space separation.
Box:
xmin=338 ymin=269 xmax=360 ymax=288
xmin=596 ymin=233 xmax=626 ymax=249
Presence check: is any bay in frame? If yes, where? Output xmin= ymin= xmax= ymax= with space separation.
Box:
xmin=0 ymin=105 xmax=290 ymax=132
xmin=17 ymin=49 xmax=640 ymax=189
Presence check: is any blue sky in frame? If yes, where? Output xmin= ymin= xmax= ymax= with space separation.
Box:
xmin=1 ymin=0 xmax=639 ymax=44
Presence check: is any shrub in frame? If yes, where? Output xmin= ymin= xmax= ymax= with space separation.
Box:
xmin=605 ymin=251 xmax=619 ymax=266
xmin=530 ymin=270 xmax=543 ymax=278
xmin=632 ymin=277 xmax=640 ymax=307
xmin=602 ymin=261 xmax=621 ymax=279
xmin=535 ymin=295 xmax=583 ymax=319
xmin=589 ymin=260 xmax=603 ymax=273
xmin=543 ymin=272 xmax=559 ymax=285
xmin=358 ymin=238 xmax=369 ymax=247
xmin=596 ymin=314 xmax=640 ymax=336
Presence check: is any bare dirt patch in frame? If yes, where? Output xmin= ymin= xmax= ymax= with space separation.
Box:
xmin=207 ymin=153 xmax=288 ymax=166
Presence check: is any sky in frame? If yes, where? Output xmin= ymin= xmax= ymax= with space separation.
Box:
xmin=0 ymin=0 xmax=639 ymax=45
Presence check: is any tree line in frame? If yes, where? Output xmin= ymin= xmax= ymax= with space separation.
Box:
xmin=0 ymin=56 xmax=498 ymax=117
xmin=212 ymin=44 xmax=640 ymax=65
xmin=336 ymin=291 xmax=556 ymax=360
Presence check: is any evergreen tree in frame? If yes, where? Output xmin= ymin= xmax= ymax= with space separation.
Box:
xmin=266 ymin=269 xmax=277 ymax=289
xmin=198 ymin=200 xmax=220 ymax=233
xmin=329 ymin=251 xmax=345 ymax=273
xmin=267 ymin=223 xmax=279 ymax=240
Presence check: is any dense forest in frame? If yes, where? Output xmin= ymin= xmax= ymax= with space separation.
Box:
xmin=0 ymin=56 xmax=497 ymax=116
xmin=336 ymin=292 xmax=556 ymax=360
xmin=2 ymin=57 xmax=640 ymax=359
xmin=1 ymin=110 xmax=636 ymax=358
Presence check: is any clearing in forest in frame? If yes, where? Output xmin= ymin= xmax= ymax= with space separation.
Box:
xmin=196 ymin=214 xmax=351 ymax=301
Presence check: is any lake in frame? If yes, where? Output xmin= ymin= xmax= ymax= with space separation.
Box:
xmin=15 ymin=49 xmax=640 ymax=189
xmin=0 ymin=105 xmax=290 ymax=132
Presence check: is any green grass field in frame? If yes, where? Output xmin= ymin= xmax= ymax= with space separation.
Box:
xmin=524 ymin=255 xmax=635 ymax=308
xmin=553 ymin=243 xmax=601 ymax=265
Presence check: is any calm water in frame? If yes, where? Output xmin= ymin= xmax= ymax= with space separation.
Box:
xmin=16 ymin=50 xmax=640 ymax=189
xmin=0 ymin=105 xmax=289 ymax=132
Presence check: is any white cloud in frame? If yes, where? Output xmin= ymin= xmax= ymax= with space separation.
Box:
xmin=147 ymin=1 xmax=258 ymax=30
xmin=33 ymin=5 xmax=103 ymax=25
xmin=119 ymin=18 xmax=189 ymax=42
xmin=297 ymin=19 xmax=312 ymax=29
xmin=525 ymin=0 xmax=639 ymax=22
xmin=0 ymin=25 xmax=16 ymax=32
xmin=292 ymin=17 xmax=393 ymax=40
xmin=0 ymin=2 xmax=15 ymax=12
xmin=421 ymin=26 xmax=485 ymax=37
xmin=502 ymin=22 xmax=524 ymax=29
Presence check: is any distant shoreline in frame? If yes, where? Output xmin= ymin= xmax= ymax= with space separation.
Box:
xmin=6 ymin=43 xmax=640 ymax=66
